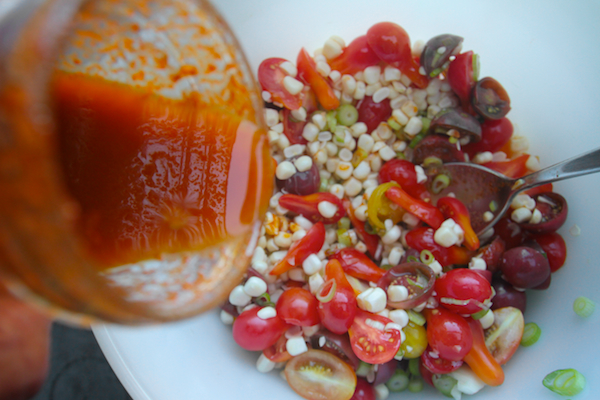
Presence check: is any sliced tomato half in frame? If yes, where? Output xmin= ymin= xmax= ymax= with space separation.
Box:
xmin=348 ymin=309 xmax=402 ymax=364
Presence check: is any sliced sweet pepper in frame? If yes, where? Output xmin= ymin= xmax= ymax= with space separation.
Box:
xmin=463 ymin=318 xmax=505 ymax=387
xmin=270 ymin=222 xmax=325 ymax=275
xmin=437 ymin=196 xmax=480 ymax=251
xmin=483 ymin=154 xmax=529 ymax=179
xmin=386 ymin=186 xmax=444 ymax=229
xmin=343 ymin=199 xmax=380 ymax=259
xmin=297 ymin=48 xmax=340 ymax=110
xmin=279 ymin=192 xmax=345 ymax=224
xmin=405 ymin=227 xmax=472 ymax=266
xmin=330 ymin=248 xmax=385 ymax=282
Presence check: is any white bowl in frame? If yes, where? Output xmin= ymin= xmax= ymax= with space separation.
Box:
xmin=93 ymin=1 xmax=600 ymax=399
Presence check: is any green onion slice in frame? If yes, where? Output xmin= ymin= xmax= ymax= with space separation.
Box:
xmin=573 ymin=296 xmax=595 ymax=318
xmin=355 ymin=361 xmax=372 ymax=378
xmin=408 ymin=310 xmax=426 ymax=326
xmin=489 ymin=200 xmax=498 ymax=212
xmin=408 ymin=376 xmax=424 ymax=393
xmin=432 ymin=374 xmax=458 ymax=398
xmin=420 ymin=249 xmax=435 ymax=265
xmin=327 ymin=110 xmax=337 ymax=131
xmin=336 ymin=104 xmax=359 ymax=126
xmin=408 ymin=358 xmax=421 ymax=377
xmin=387 ymin=117 xmax=401 ymax=131
xmin=432 ymin=174 xmax=451 ymax=194
xmin=338 ymin=217 xmax=351 ymax=231
xmin=337 ymin=229 xmax=352 ymax=247
xmin=386 ymin=369 xmax=410 ymax=392
xmin=255 ymin=292 xmax=275 ymax=308
xmin=521 ymin=322 xmax=541 ymax=347
xmin=542 ymin=368 xmax=586 ymax=396
xmin=407 ymin=255 xmax=419 ymax=263
xmin=316 ymin=279 xmax=337 ymax=303
xmin=423 ymin=156 xmax=443 ymax=167
xmin=409 ymin=131 xmax=428 ymax=148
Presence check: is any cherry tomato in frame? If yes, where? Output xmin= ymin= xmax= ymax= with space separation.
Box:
xmin=519 ymin=192 xmax=568 ymax=234
xmin=328 ymin=35 xmax=381 ymax=75
xmin=377 ymin=262 xmax=436 ymax=309
xmin=343 ymin=199 xmax=380 ymax=258
xmin=258 ymin=58 xmax=302 ymax=110
xmin=463 ymin=118 xmax=514 ymax=157
xmin=493 ymin=216 xmax=526 ymax=249
xmin=463 ymin=317 xmax=505 ymax=386
xmin=472 ymin=77 xmax=511 ymax=120
xmin=297 ymin=48 xmax=340 ymax=110
xmin=447 ymin=51 xmax=478 ymax=108
xmin=491 ymin=278 xmax=527 ymax=314
xmin=499 ymin=246 xmax=551 ymax=289
xmin=311 ymin=330 xmax=361 ymax=370
xmin=282 ymin=108 xmax=308 ymax=145
xmin=423 ymin=308 xmax=473 ymax=361
xmin=232 ymin=307 xmax=290 ymax=351
xmin=366 ymin=22 xmax=429 ymax=88
xmin=348 ymin=309 xmax=402 ymax=364
xmin=476 ymin=236 xmax=506 ymax=274
xmin=270 ymin=222 xmax=326 ymax=275
xmin=386 ymin=186 xmax=444 ymax=229
xmin=485 ymin=307 xmax=524 ymax=365
xmin=419 ymin=360 xmax=435 ymax=387
xmin=531 ymin=232 xmax=567 ymax=272
xmin=318 ymin=259 xmax=358 ymax=335
xmin=356 ymin=96 xmax=392 ymax=134
xmin=263 ymin=334 xmax=292 ymax=363
xmin=483 ymin=154 xmax=530 ymax=178
xmin=421 ymin=346 xmax=463 ymax=374
xmin=378 ymin=159 xmax=430 ymax=202
xmin=405 ymin=227 xmax=472 ymax=266
xmin=437 ymin=197 xmax=480 ymax=251
xmin=279 ymin=192 xmax=345 ymax=224
xmin=285 ymin=349 xmax=357 ymax=400
xmin=330 ymin=248 xmax=386 ymax=282
xmin=276 ymin=287 xmax=320 ymax=327
xmin=399 ymin=321 xmax=427 ymax=358
xmin=350 ymin=378 xmax=376 ymax=400
xmin=434 ymin=268 xmax=493 ymax=315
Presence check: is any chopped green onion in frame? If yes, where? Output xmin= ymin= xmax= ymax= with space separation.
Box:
xmin=364 ymin=220 xmax=376 ymax=235
xmin=542 ymin=368 xmax=586 ymax=396
xmin=471 ymin=309 xmax=489 ymax=320
xmin=521 ymin=322 xmax=542 ymax=347
xmin=432 ymin=374 xmax=458 ymax=398
xmin=316 ymin=279 xmax=337 ymax=303
xmin=423 ymin=156 xmax=443 ymax=167
xmin=381 ymin=264 xmax=393 ymax=271
xmin=327 ymin=110 xmax=337 ymax=131
xmin=420 ymin=249 xmax=434 ymax=265
xmin=408 ymin=310 xmax=426 ymax=326
xmin=255 ymin=292 xmax=274 ymax=307
xmin=406 ymin=277 xmax=424 ymax=289
xmin=573 ymin=296 xmax=595 ymax=318
xmin=319 ymin=178 xmax=329 ymax=192
xmin=408 ymin=376 xmax=424 ymax=393
xmin=386 ymin=369 xmax=410 ymax=392
xmin=408 ymin=358 xmax=421 ymax=377
xmin=472 ymin=53 xmax=480 ymax=81
xmin=396 ymin=151 xmax=406 ymax=160
xmin=489 ymin=200 xmax=498 ymax=212
xmin=336 ymin=104 xmax=359 ymax=126
xmin=407 ymin=255 xmax=419 ymax=263
xmin=351 ymin=148 xmax=368 ymax=167
xmin=387 ymin=117 xmax=401 ymax=131
xmin=334 ymin=126 xmax=347 ymax=144
xmin=421 ymin=117 xmax=431 ymax=134
xmin=355 ymin=361 xmax=372 ymax=378
xmin=448 ymin=136 xmax=458 ymax=144
xmin=338 ymin=217 xmax=351 ymax=231
xmin=409 ymin=130 xmax=428 ymax=148
xmin=432 ymin=174 xmax=451 ymax=194
xmin=337 ymin=229 xmax=352 ymax=247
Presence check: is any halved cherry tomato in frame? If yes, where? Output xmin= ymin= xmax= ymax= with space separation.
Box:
xmin=464 ymin=317 xmax=505 ymax=386
xmin=437 ymin=197 xmax=480 ymax=251
xmin=519 ymin=192 xmax=568 ymax=234
xmin=270 ymin=222 xmax=326 ymax=275
xmin=405 ymin=227 xmax=473 ymax=266
xmin=531 ymin=232 xmax=567 ymax=272
xmin=399 ymin=321 xmax=427 ymax=358
xmin=328 ymin=35 xmax=381 ymax=75
xmin=311 ymin=330 xmax=361 ymax=370
xmin=350 ymin=378 xmax=376 ymax=400
xmin=472 ymin=77 xmax=511 ymax=120
xmin=367 ymin=182 xmax=405 ymax=231
xmin=447 ymin=51 xmax=477 ymax=109
xmin=282 ymin=109 xmax=308 ymax=145
xmin=386 ymin=186 xmax=444 ymax=229
xmin=356 ymin=96 xmax=393 ymax=134
xmin=343 ymin=199 xmax=380 ymax=258
xmin=232 ymin=307 xmax=290 ymax=351
xmin=318 ymin=260 xmax=358 ymax=335
xmin=279 ymin=192 xmax=345 ymax=224
xmin=476 ymin=236 xmax=506 ymax=274
xmin=330 ymin=248 xmax=385 ymax=282
xmin=285 ymin=349 xmax=357 ymax=400
xmin=483 ymin=153 xmax=530 ymax=178
xmin=366 ymin=22 xmax=429 ymax=88
xmin=434 ymin=268 xmax=493 ymax=315
xmin=493 ymin=216 xmax=526 ymax=250
xmin=258 ymin=58 xmax=303 ymax=110
xmin=423 ymin=308 xmax=473 ymax=361
xmin=297 ymin=48 xmax=340 ymax=110
xmin=463 ymin=118 xmax=513 ymax=157
xmin=377 ymin=262 xmax=436 ymax=309
xmin=276 ymin=287 xmax=320 ymax=327
xmin=378 ymin=159 xmax=430 ymax=202
xmin=485 ymin=307 xmax=524 ymax=366
xmin=421 ymin=346 xmax=463 ymax=374
xmin=263 ymin=334 xmax=292 ymax=363
xmin=348 ymin=309 xmax=402 ymax=364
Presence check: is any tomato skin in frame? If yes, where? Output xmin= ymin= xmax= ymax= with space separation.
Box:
xmin=386 ymin=186 xmax=444 ymax=229
xmin=348 ymin=309 xmax=402 ymax=364
xmin=329 ymin=35 xmax=381 ymax=75
xmin=447 ymin=51 xmax=476 ymax=108
xmin=279 ymin=192 xmax=346 ymax=224
xmin=356 ymin=96 xmax=392 ymax=134
xmin=350 ymin=378 xmax=376 ymax=400
xmin=531 ymin=232 xmax=567 ymax=272
xmin=232 ymin=307 xmax=290 ymax=351
xmin=463 ymin=317 xmax=505 ymax=386
xmin=463 ymin=118 xmax=514 ymax=157
xmin=405 ymin=227 xmax=472 ymax=266
xmin=297 ymin=48 xmax=340 ymax=110
xmin=271 ymin=222 xmax=326 ymax=275
xmin=378 ymin=159 xmax=430 ymax=202
xmin=276 ymin=287 xmax=320 ymax=327
xmin=330 ymin=248 xmax=385 ymax=282
xmin=343 ymin=199 xmax=380 ymax=258
xmin=423 ymin=308 xmax=473 ymax=361
xmin=318 ymin=260 xmax=358 ymax=335
xmin=437 ymin=197 xmax=480 ymax=251
xmin=421 ymin=346 xmax=463 ymax=374
xmin=434 ymin=269 xmax=492 ymax=315
xmin=483 ymin=153 xmax=530 ymax=178
xmin=258 ymin=58 xmax=302 ymax=110
xmin=263 ymin=334 xmax=292 ymax=363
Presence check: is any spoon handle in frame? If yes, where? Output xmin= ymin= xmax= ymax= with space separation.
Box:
xmin=517 ymin=147 xmax=600 ymax=192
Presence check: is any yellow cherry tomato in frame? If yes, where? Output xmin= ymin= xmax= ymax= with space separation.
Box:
xmin=399 ymin=321 xmax=427 ymax=359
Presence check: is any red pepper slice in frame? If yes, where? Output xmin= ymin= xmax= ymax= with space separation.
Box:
xmin=483 ymin=154 xmax=530 ymax=179
xmin=463 ymin=318 xmax=505 ymax=387
xmin=317 ymin=259 xmax=358 ymax=334
xmin=437 ymin=197 xmax=480 ymax=251
xmin=297 ymin=48 xmax=340 ymax=111
xmin=385 ymin=186 xmax=444 ymax=229
xmin=279 ymin=193 xmax=345 ymax=224
xmin=405 ymin=227 xmax=472 ymax=266
xmin=328 ymin=35 xmax=381 ymax=75
xmin=343 ymin=199 xmax=380 ymax=259
xmin=330 ymin=248 xmax=385 ymax=282
xmin=270 ymin=222 xmax=325 ymax=275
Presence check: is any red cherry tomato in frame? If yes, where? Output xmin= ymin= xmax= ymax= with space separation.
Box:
xmin=437 ymin=196 xmax=480 ymax=251
xmin=356 ymin=96 xmax=392 ymax=134
xmin=405 ymin=227 xmax=472 ymax=266
xmin=330 ymin=248 xmax=385 ymax=282
xmin=531 ymin=232 xmax=567 ymax=272
xmin=366 ymin=22 xmax=429 ymax=88
xmin=343 ymin=199 xmax=380 ymax=259
xmin=463 ymin=317 xmax=505 ymax=386
xmin=276 ymin=287 xmax=320 ymax=327
xmin=378 ymin=159 xmax=430 ymax=201
xmin=258 ymin=58 xmax=302 ymax=110
xmin=318 ymin=260 xmax=358 ymax=334
xmin=423 ymin=307 xmax=473 ymax=361
xmin=476 ymin=236 xmax=506 ymax=274
xmin=279 ymin=192 xmax=346 ymax=224
xmin=385 ymin=186 xmax=444 ymax=229
xmin=463 ymin=118 xmax=514 ymax=157
xmin=328 ymin=35 xmax=381 ymax=75
xmin=297 ymin=48 xmax=339 ymax=110
xmin=350 ymin=378 xmax=376 ymax=400
xmin=493 ymin=217 xmax=526 ymax=249
xmin=434 ymin=268 xmax=493 ymax=315
xmin=447 ymin=51 xmax=477 ymax=108
xmin=270 ymin=222 xmax=326 ymax=275
xmin=420 ymin=346 xmax=463 ymax=374
xmin=232 ymin=307 xmax=290 ymax=351
xmin=483 ymin=154 xmax=530 ymax=178
xmin=348 ymin=309 xmax=402 ymax=364
xmin=263 ymin=334 xmax=292 ymax=363
xmin=282 ymin=109 xmax=307 ymax=145
xmin=419 ymin=360 xmax=435 ymax=387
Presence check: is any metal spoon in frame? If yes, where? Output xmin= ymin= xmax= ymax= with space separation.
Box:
xmin=424 ymin=147 xmax=600 ymax=236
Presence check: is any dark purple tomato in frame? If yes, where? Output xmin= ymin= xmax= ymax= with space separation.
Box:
xmin=476 ymin=236 xmax=506 ymax=274
xmin=276 ymin=160 xmax=320 ymax=195
xmin=372 ymin=360 xmax=397 ymax=386
xmin=412 ymin=135 xmax=465 ymax=165
xmin=350 ymin=378 xmax=376 ymax=400
xmin=499 ymin=247 xmax=551 ymax=289
xmin=356 ymin=96 xmax=392 ymax=134
xmin=519 ymin=192 xmax=568 ymax=234
xmin=531 ymin=273 xmax=551 ymax=290
xmin=310 ymin=330 xmax=361 ymax=370
xmin=491 ymin=278 xmax=527 ymax=314
xmin=428 ymin=109 xmax=481 ymax=143
xmin=471 ymin=77 xmax=511 ymax=120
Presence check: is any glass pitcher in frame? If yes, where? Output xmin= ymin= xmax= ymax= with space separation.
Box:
xmin=0 ymin=0 xmax=273 ymax=324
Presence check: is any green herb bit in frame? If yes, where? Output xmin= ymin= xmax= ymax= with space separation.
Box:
xmin=542 ymin=368 xmax=586 ymax=396
xmin=336 ymin=104 xmax=358 ymax=126
xmin=420 ymin=117 xmax=431 ymax=133
xmin=419 ymin=249 xmax=434 ymax=265
xmin=489 ymin=200 xmax=498 ymax=212
xmin=326 ymin=110 xmax=337 ymax=131
xmin=432 ymin=174 xmax=451 ymax=194
xmin=432 ymin=374 xmax=458 ymax=398
xmin=337 ymin=229 xmax=352 ymax=247
xmin=338 ymin=217 xmax=351 ymax=231
xmin=471 ymin=309 xmax=489 ymax=320
xmin=319 ymin=178 xmax=329 ymax=192
xmin=386 ymin=369 xmax=410 ymax=392
xmin=409 ymin=130 xmax=428 ymax=149
xmin=423 ymin=156 xmax=443 ymax=167
xmin=408 ymin=310 xmax=426 ymax=326
xmin=387 ymin=117 xmax=401 ymax=131
xmin=255 ymin=292 xmax=274 ymax=307
xmin=407 ymin=255 xmax=419 ymax=263
xmin=408 ymin=376 xmax=424 ymax=393
xmin=408 ymin=358 xmax=421 ymax=377
xmin=521 ymin=322 xmax=542 ymax=347
xmin=573 ymin=296 xmax=595 ymax=318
